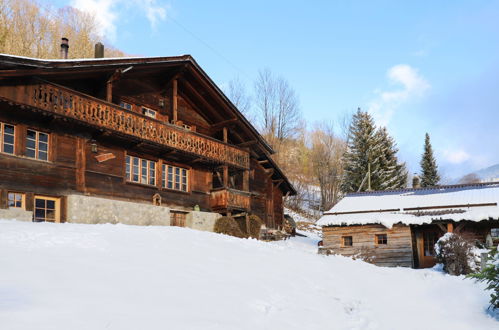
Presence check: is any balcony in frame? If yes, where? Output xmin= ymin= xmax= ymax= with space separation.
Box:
xmin=210 ymin=188 xmax=251 ymax=212
xmin=0 ymin=80 xmax=249 ymax=169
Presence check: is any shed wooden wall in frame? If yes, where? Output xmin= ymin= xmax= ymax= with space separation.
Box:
xmin=322 ymin=224 xmax=414 ymax=267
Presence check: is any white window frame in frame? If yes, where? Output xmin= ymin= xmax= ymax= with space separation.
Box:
xmin=125 ymin=154 xmax=156 ymax=186
xmin=142 ymin=107 xmax=157 ymax=119
xmin=26 ymin=129 xmax=49 ymax=161
xmin=0 ymin=122 xmax=15 ymax=155
xmin=162 ymin=164 xmax=188 ymax=192
xmin=120 ymin=101 xmax=133 ymax=111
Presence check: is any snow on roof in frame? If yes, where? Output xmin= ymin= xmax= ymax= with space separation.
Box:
xmin=317 ymin=182 xmax=499 ymax=228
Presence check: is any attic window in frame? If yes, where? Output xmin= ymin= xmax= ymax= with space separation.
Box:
xmin=142 ymin=107 xmax=156 ymax=119
xmin=376 ymin=234 xmax=388 ymax=245
xmin=342 ymin=236 xmax=353 ymax=247
xmin=120 ymin=101 xmax=133 ymax=111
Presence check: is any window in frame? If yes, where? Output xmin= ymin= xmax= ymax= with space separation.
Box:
xmin=0 ymin=122 xmax=15 ymax=154
xmin=182 ymin=124 xmax=192 ymax=131
xmin=120 ymin=101 xmax=133 ymax=111
xmin=142 ymin=107 xmax=157 ymax=119
xmin=26 ymin=129 xmax=49 ymax=161
xmin=342 ymin=236 xmax=353 ymax=247
xmin=376 ymin=234 xmax=388 ymax=245
xmin=125 ymin=155 xmax=156 ymax=185
xmin=491 ymin=228 xmax=499 ymax=238
xmin=8 ymin=192 xmax=25 ymax=209
xmin=162 ymin=164 xmax=188 ymax=192
xmin=423 ymin=232 xmax=439 ymax=257
xmin=34 ymin=196 xmax=60 ymax=222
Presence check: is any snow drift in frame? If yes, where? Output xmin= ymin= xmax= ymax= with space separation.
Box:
xmin=0 ymin=220 xmax=496 ymax=330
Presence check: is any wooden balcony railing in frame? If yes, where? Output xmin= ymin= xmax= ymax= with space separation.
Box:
xmin=210 ymin=188 xmax=251 ymax=211
xmin=0 ymin=81 xmax=249 ymax=169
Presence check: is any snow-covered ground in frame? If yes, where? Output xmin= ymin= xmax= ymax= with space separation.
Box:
xmin=0 ymin=220 xmax=497 ymax=330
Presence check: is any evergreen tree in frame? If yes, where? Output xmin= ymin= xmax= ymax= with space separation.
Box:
xmin=341 ymin=109 xmax=382 ymax=193
xmin=376 ymin=127 xmax=408 ymax=190
xmin=420 ymin=133 xmax=440 ymax=187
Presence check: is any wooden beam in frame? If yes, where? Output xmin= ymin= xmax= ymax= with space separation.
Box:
xmin=436 ymin=223 xmax=447 ymax=233
xmin=75 ymin=138 xmax=86 ymax=192
xmin=106 ymin=81 xmax=112 ymax=102
xmin=454 ymin=222 xmax=466 ymax=234
xmin=223 ymin=166 xmax=229 ymax=187
xmin=212 ymin=118 xmax=238 ymax=130
xmin=172 ymin=79 xmax=178 ymax=123
xmin=258 ymin=159 xmax=269 ymax=164
xmin=447 ymin=222 xmax=454 ymax=233
xmin=223 ymin=127 xmax=228 ymax=143
xmin=180 ymin=78 xmax=224 ymax=122
xmin=243 ymin=170 xmax=249 ymax=192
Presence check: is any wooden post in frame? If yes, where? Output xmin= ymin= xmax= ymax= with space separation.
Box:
xmin=172 ymin=79 xmax=178 ymax=123
xmin=106 ymin=81 xmax=112 ymax=102
xmin=243 ymin=170 xmax=249 ymax=192
xmin=223 ymin=127 xmax=228 ymax=143
xmin=447 ymin=222 xmax=454 ymax=233
xmin=75 ymin=138 xmax=86 ymax=192
xmin=223 ymin=166 xmax=229 ymax=188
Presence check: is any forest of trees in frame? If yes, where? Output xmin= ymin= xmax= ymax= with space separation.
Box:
xmin=0 ymin=0 xmax=124 ymax=58
xmin=1 ymin=0 xmax=447 ymax=219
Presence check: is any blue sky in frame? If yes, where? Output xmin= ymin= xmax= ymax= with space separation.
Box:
xmin=53 ymin=0 xmax=499 ymax=181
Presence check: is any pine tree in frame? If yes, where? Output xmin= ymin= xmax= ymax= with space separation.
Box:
xmin=420 ymin=133 xmax=440 ymax=187
xmin=341 ymin=109 xmax=382 ymax=193
xmin=341 ymin=109 xmax=408 ymax=193
xmin=376 ymin=127 xmax=408 ymax=190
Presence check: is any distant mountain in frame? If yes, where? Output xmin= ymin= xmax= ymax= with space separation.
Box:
xmin=473 ymin=164 xmax=499 ymax=182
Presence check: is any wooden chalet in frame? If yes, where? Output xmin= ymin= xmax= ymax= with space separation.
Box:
xmin=0 ymin=46 xmax=295 ymax=231
xmin=317 ymin=182 xmax=499 ymax=268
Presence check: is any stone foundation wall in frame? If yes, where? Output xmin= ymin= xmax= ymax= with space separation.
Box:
xmin=67 ymin=195 xmax=171 ymax=226
xmin=186 ymin=211 xmax=221 ymax=232
xmin=0 ymin=208 xmax=33 ymax=222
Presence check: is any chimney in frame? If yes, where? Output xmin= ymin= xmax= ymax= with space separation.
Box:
xmin=60 ymin=37 xmax=69 ymax=59
xmin=95 ymin=42 xmax=104 ymax=58
xmin=412 ymin=174 xmax=421 ymax=188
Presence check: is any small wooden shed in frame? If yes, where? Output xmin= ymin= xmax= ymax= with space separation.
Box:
xmin=317 ymin=182 xmax=499 ymax=268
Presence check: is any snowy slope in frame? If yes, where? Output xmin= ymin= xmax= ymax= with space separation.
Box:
xmin=474 ymin=163 xmax=499 ymax=182
xmin=0 ymin=220 xmax=497 ymax=330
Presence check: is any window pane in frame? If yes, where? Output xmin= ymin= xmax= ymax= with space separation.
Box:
xmin=4 ymin=124 xmax=14 ymax=135
xmin=38 ymin=151 xmax=48 ymax=161
xmin=7 ymin=193 xmax=14 ymax=207
xmin=3 ymin=144 xmax=13 ymax=154
xmin=26 ymin=148 xmax=36 ymax=158
xmin=34 ymin=209 xmax=45 ymax=222
xmin=4 ymin=134 xmax=14 ymax=144
xmin=26 ymin=139 xmax=36 ymax=149
xmin=39 ymin=142 xmax=48 ymax=152
xmin=35 ymin=198 xmax=45 ymax=208
xmin=39 ymin=133 xmax=48 ymax=143
xmin=27 ymin=130 xmax=36 ymax=139
xmin=46 ymin=200 xmax=55 ymax=209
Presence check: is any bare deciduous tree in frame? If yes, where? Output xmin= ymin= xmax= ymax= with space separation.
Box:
xmin=310 ymin=122 xmax=346 ymax=211
xmin=0 ymin=0 xmax=125 ymax=59
xmin=254 ymin=68 xmax=301 ymax=149
xmin=225 ymin=76 xmax=252 ymax=117
xmin=458 ymin=173 xmax=481 ymax=184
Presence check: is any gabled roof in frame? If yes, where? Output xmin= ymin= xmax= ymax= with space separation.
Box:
xmin=0 ymin=53 xmax=296 ymax=195
xmin=317 ymin=182 xmax=499 ymax=228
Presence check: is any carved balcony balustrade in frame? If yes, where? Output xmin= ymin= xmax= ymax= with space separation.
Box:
xmin=0 ymin=80 xmax=250 ymax=169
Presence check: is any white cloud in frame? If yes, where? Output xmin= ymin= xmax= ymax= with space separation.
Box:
xmin=70 ymin=0 xmax=169 ymax=41
xmin=368 ymin=64 xmax=430 ymax=126
xmin=443 ymin=149 xmax=471 ymax=164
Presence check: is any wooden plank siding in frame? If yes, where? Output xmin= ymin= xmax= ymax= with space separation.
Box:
xmin=322 ymin=224 xmax=414 ymax=267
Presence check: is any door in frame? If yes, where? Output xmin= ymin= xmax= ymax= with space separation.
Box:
xmin=170 ymin=211 xmax=186 ymax=227
xmin=417 ymin=229 xmax=441 ymax=268
xmin=34 ymin=196 xmax=60 ymax=223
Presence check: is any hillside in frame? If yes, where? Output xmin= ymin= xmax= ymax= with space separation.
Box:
xmin=474 ymin=163 xmax=499 ymax=181
xmin=0 ymin=220 xmax=496 ymax=329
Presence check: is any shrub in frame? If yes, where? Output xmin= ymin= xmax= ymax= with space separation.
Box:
xmin=214 ymin=216 xmax=246 ymax=238
xmin=435 ymin=233 xmax=479 ymax=275
xmin=468 ymin=247 xmax=498 ymax=310
xmin=248 ymin=215 xmax=263 ymax=239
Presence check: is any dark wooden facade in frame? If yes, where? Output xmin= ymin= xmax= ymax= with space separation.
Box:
xmin=0 ymin=54 xmax=295 ymax=227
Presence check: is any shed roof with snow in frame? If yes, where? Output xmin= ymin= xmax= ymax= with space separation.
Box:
xmin=317 ymin=182 xmax=499 ymax=228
